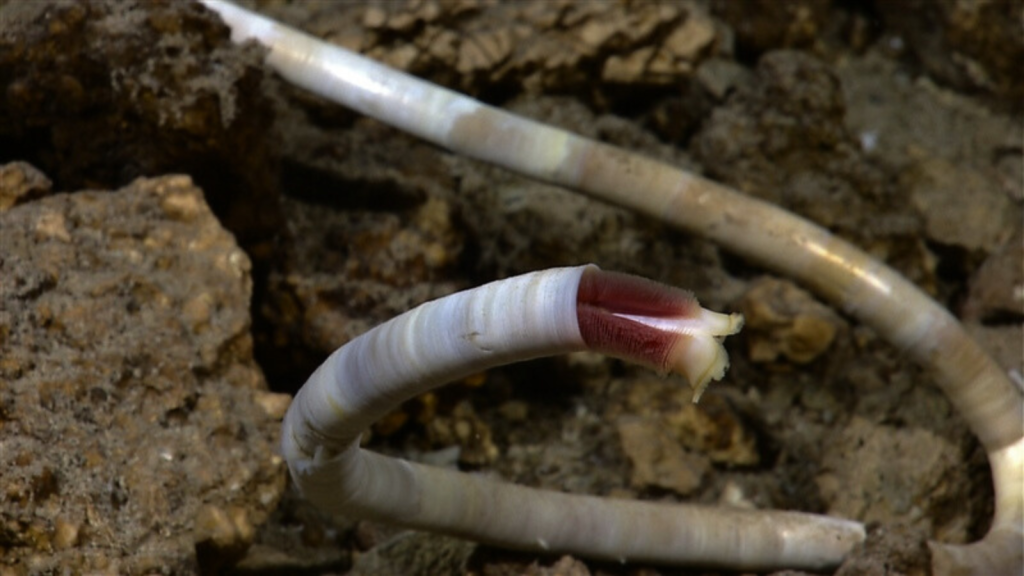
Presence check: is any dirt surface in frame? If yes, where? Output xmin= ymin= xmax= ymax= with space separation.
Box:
xmin=0 ymin=1 xmax=1021 ymax=575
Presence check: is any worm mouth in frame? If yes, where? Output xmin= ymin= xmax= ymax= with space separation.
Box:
xmin=576 ymin=268 xmax=743 ymax=400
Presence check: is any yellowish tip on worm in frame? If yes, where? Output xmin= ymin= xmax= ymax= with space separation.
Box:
xmin=669 ymin=311 xmax=744 ymax=402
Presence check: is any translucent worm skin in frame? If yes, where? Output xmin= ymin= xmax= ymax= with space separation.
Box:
xmin=282 ymin=266 xmax=864 ymax=570
xmin=200 ymin=2 xmax=1023 ymax=573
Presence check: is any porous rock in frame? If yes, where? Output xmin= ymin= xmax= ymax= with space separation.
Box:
xmin=695 ymin=51 xmax=881 ymax=229
xmin=962 ymin=232 xmax=1024 ymax=324
xmin=816 ymin=417 xmax=970 ymax=543
xmin=875 ymin=0 xmax=1023 ymax=111
xmin=907 ymin=159 xmax=1016 ymax=253
xmin=835 ymin=524 xmax=931 ymax=576
xmin=616 ymin=416 xmax=708 ymax=496
xmin=0 ymin=162 xmax=51 ymax=212
xmin=425 ymin=400 xmax=499 ymax=467
xmin=740 ymin=276 xmax=846 ymax=365
xmin=711 ymin=0 xmax=831 ymax=55
xmin=347 ymin=531 xmax=474 ymax=576
xmin=0 ymin=0 xmax=279 ymax=248
xmin=613 ymin=378 xmax=759 ymax=468
xmin=257 ymin=0 xmax=729 ymax=103
xmin=0 ymin=173 xmax=286 ymax=574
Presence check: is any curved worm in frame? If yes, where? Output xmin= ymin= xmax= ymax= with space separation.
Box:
xmin=282 ymin=265 xmax=863 ymax=569
xmin=199 ymin=2 xmax=1023 ymax=573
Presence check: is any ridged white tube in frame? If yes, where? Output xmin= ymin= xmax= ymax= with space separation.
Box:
xmin=283 ymin=267 xmax=585 ymax=463
xmin=199 ymin=2 xmax=1022 ymax=573
xmin=281 ymin=266 xmax=864 ymax=569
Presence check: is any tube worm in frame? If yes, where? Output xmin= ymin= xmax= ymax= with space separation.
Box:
xmin=282 ymin=265 xmax=863 ymax=570
xmin=198 ymin=2 xmax=1023 ymax=573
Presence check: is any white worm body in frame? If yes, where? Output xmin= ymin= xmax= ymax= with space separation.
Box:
xmin=283 ymin=267 xmax=585 ymax=467
xmin=282 ymin=266 xmax=863 ymax=569
xmin=200 ymin=2 xmax=1023 ymax=573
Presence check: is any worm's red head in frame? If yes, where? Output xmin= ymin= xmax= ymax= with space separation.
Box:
xmin=576 ymin=268 xmax=743 ymax=401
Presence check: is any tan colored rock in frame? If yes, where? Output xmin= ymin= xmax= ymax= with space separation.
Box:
xmin=664 ymin=11 xmax=717 ymax=61
xmin=0 ymin=174 xmax=286 ymax=573
xmin=617 ymin=416 xmax=709 ymax=496
xmin=52 ymin=518 xmax=80 ymax=550
xmin=617 ymin=378 xmax=760 ymax=467
xmin=817 ymin=417 xmax=969 ymax=542
xmin=908 ymin=159 xmax=1017 ymax=252
xmin=875 ymin=0 xmax=1023 ymax=107
xmin=526 ymin=555 xmax=592 ymax=576
xmin=457 ymin=28 xmax=514 ymax=74
xmin=664 ymin=396 xmax=760 ymax=467
xmin=362 ymin=6 xmax=387 ymax=29
xmin=426 ymin=400 xmax=499 ymax=466
xmin=254 ymin=390 xmax=293 ymax=421
xmin=963 ymin=231 xmax=1024 ymax=323
xmin=741 ymin=276 xmax=845 ymax=364
xmin=0 ymin=161 xmax=51 ymax=212
xmin=32 ymin=209 xmax=71 ymax=242
xmin=195 ymin=505 xmax=257 ymax=572
xmin=577 ymin=19 xmax=618 ymax=49
xmin=159 ymin=180 xmax=206 ymax=221
xmin=0 ymin=0 xmax=279 ymax=250
xmin=315 ymin=1 xmax=727 ymax=97
xmin=602 ymin=46 xmax=656 ymax=84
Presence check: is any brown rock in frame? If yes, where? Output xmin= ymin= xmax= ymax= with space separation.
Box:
xmin=0 ymin=162 xmax=51 ymax=212
xmin=254 ymin=390 xmax=293 ymax=421
xmin=711 ymin=0 xmax=831 ymax=54
xmin=457 ymin=28 xmax=514 ymax=74
xmin=836 ymin=524 xmax=931 ymax=576
xmin=664 ymin=11 xmax=718 ymax=61
xmin=264 ymin=180 xmax=465 ymax=376
xmin=51 ymin=518 xmax=80 ymax=550
xmin=362 ymin=6 xmax=388 ymax=29
xmin=817 ymin=417 xmax=969 ymax=541
xmin=32 ymin=209 xmax=71 ymax=243
xmin=741 ymin=276 xmax=845 ymax=364
xmin=693 ymin=50 xmax=921 ymax=255
xmin=875 ymin=0 xmax=1024 ymax=111
xmin=194 ymin=505 xmax=257 ymax=573
xmin=617 ymin=416 xmax=708 ymax=496
xmin=0 ymin=175 xmax=286 ymax=573
xmin=616 ymin=378 xmax=760 ymax=467
xmin=963 ymin=232 xmax=1024 ymax=323
xmin=0 ymin=0 xmax=280 ymax=250
xmin=665 ymin=396 xmax=760 ymax=467
xmin=525 ymin=555 xmax=592 ymax=576
xmin=602 ymin=46 xmax=657 ymax=84
xmin=347 ymin=531 xmax=475 ymax=576
xmin=262 ymin=1 xmax=727 ymax=101
xmin=908 ymin=159 xmax=1016 ymax=252
xmin=426 ymin=400 xmax=499 ymax=466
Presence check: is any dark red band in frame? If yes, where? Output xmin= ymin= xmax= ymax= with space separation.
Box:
xmin=576 ymin=269 xmax=699 ymax=372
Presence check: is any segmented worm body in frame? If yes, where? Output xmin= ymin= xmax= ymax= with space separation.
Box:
xmin=283 ymin=266 xmax=863 ymax=569
xmin=200 ymin=1 xmax=1024 ymax=573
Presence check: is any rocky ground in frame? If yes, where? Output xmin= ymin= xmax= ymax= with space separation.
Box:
xmin=0 ymin=1 xmax=1021 ymax=575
